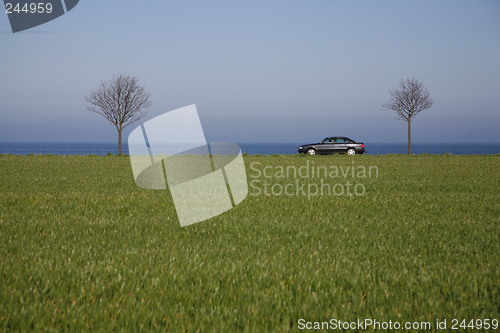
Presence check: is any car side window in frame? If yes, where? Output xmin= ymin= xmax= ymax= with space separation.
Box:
xmin=345 ymin=138 xmax=354 ymax=143
xmin=336 ymin=138 xmax=345 ymax=143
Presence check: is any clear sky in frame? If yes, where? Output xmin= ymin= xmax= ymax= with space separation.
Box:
xmin=1 ymin=0 xmax=499 ymax=143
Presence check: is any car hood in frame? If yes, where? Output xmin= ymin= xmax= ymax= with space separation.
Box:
xmin=300 ymin=143 xmax=320 ymax=146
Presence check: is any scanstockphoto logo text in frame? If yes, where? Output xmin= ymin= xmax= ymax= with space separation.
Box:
xmin=249 ymin=160 xmax=379 ymax=199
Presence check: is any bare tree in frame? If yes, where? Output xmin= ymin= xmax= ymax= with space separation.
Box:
xmin=85 ymin=74 xmax=152 ymax=154
xmin=382 ymin=77 xmax=433 ymax=154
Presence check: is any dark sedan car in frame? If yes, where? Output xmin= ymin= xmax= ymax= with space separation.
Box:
xmin=298 ymin=137 xmax=366 ymax=155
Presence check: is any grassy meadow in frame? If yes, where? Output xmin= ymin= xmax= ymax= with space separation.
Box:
xmin=0 ymin=153 xmax=499 ymax=331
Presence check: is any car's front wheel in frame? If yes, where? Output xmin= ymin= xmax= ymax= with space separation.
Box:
xmin=347 ymin=148 xmax=356 ymax=156
xmin=307 ymin=149 xmax=316 ymax=156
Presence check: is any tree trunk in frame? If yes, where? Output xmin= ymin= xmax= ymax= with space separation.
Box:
xmin=407 ymin=119 xmax=411 ymax=155
xmin=118 ymin=129 xmax=122 ymax=155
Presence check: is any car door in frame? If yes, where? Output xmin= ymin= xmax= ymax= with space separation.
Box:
xmin=316 ymin=138 xmax=334 ymax=154
xmin=333 ymin=138 xmax=347 ymax=154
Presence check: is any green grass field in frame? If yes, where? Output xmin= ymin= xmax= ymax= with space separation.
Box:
xmin=1 ymin=154 xmax=499 ymax=332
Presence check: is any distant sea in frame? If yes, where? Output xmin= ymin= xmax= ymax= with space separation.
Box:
xmin=0 ymin=142 xmax=499 ymax=156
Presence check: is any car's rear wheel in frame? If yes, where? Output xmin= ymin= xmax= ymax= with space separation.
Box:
xmin=347 ymin=148 xmax=356 ymax=156
xmin=307 ymin=149 xmax=316 ymax=156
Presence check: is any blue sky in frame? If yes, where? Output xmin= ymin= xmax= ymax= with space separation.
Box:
xmin=1 ymin=0 xmax=499 ymax=143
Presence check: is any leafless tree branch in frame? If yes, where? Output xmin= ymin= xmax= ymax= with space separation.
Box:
xmin=84 ymin=74 xmax=152 ymax=154
xmin=381 ymin=77 xmax=433 ymax=154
